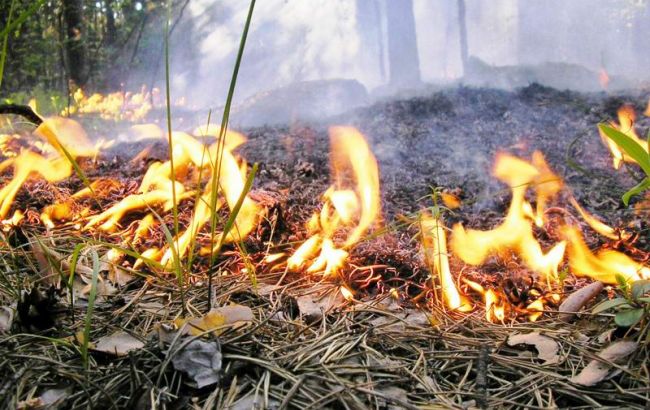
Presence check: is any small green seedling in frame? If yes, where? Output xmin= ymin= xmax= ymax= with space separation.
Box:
xmin=593 ymin=274 xmax=650 ymax=328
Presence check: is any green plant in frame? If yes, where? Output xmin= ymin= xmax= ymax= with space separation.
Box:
xmin=206 ymin=0 xmax=257 ymax=310
xmin=593 ymin=275 xmax=650 ymax=328
xmin=599 ymin=123 xmax=650 ymax=205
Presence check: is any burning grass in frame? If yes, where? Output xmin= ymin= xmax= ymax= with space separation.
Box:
xmin=0 ymin=85 xmax=649 ymax=408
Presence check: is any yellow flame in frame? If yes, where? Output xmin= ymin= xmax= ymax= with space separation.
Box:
xmin=600 ymin=105 xmax=648 ymax=169
xmin=569 ymin=196 xmax=630 ymax=240
xmin=287 ymin=126 xmax=381 ymax=277
xmin=450 ymin=152 xmax=565 ymax=282
xmin=562 ymin=226 xmax=650 ymax=284
xmin=420 ymin=215 xmax=472 ymax=312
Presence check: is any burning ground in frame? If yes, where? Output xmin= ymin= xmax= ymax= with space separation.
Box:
xmin=1 ymin=84 xmax=649 ymax=409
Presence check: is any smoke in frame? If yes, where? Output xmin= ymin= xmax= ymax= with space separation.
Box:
xmin=163 ymin=0 xmax=650 ymax=115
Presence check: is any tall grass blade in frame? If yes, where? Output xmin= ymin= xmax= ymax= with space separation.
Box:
xmin=81 ymin=249 xmax=100 ymax=370
xmin=164 ymin=0 xmax=179 ymax=242
xmin=599 ymin=123 xmax=650 ymax=176
xmin=207 ymin=0 xmax=256 ymax=311
xmin=0 ymin=0 xmax=17 ymax=91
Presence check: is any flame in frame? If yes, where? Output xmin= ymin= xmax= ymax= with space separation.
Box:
xmin=450 ymin=152 xmax=565 ymax=282
xmin=568 ymin=196 xmax=630 ymax=240
xmin=599 ymin=68 xmax=610 ymax=90
xmin=287 ymin=126 xmax=380 ymax=277
xmin=340 ymin=285 xmax=354 ymax=301
xmin=63 ymin=87 xmax=157 ymax=121
xmin=465 ymin=280 xmax=505 ymax=322
xmin=420 ymin=215 xmax=471 ymax=312
xmin=0 ymin=118 xmax=95 ymax=219
xmin=561 ymin=226 xmax=649 ymax=284
xmin=600 ymin=105 xmax=648 ymax=169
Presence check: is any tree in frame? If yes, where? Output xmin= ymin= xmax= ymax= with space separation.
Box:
xmin=62 ymin=0 xmax=88 ymax=88
xmin=457 ymin=0 xmax=468 ymax=76
xmin=384 ymin=0 xmax=420 ymax=88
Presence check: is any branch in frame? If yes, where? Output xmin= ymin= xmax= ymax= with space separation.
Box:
xmin=0 ymin=104 xmax=43 ymax=126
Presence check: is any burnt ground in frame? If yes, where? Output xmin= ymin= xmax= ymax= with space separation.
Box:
xmin=1 ymin=84 xmax=650 ymax=409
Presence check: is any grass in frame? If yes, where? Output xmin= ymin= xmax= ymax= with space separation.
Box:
xmin=206 ymin=0 xmax=257 ymax=310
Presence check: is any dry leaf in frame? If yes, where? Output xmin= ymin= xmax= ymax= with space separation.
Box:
xmin=231 ymin=394 xmax=280 ymax=410
xmin=507 ymin=332 xmax=561 ymax=364
xmin=558 ymin=281 xmax=604 ymax=322
xmin=171 ymin=338 xmax=222 ymax=388
xmin=370 ymin=310 xmax=432 ymax=332
xmin=172 ymin=304 xmax=254 ymax=338
xmin=93 ymin=331 xmax=144 ymax=356
xmin=571 ymin=340 xmax=638 ymax=386
xmin=0 ymin=306 xmax=14 ymax=332
xmin=17 ymin=387 xmax=71 ymax=409
xmin=296 ymin=291 xmax=345 ymax=322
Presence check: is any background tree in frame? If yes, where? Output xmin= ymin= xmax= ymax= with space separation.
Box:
xmin=62 ymin=0 xmax=88 ymax=88
xmin=384 ymin=0 xmax=420 ymax=88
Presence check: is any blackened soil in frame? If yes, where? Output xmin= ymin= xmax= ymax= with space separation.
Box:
xmin=241 ymin=84 xmax=649 ymax=238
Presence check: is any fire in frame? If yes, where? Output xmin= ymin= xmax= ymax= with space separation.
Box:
xmin=465 ymin=280 xmax=506 ymax=322
xmin=62 ymin=87 xmax=157 ymax=121
xmin=599 ymin=104 xmax=648 ymax=169
xmin=561 ymin=226 xmax=649 ymax=284
xmin=0 ymin=118 xmax=96 ymax=219
xmin=420 ymin=215 xmax=471 ymax=312
xmin=287 ymin=126 xmax=380 ymax=277
xmin=599 ymin=68 xmax=610 ymax=90
xmin=450 ymin=152 xmax=566 ymax=283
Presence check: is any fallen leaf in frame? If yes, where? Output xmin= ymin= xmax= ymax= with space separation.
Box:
xmin=230 ymin=394 xmax=280 ymax=410
xmin=558 ymin=281 xmax=604 ymax=322
xmin=17 ymin=387 xmax=71 ymax=409
xmin=171 ymin=338 xmax=222 ymax=388
xmin=172 ymin=304 xmax=254 ymax=337
xmin=375 ymin=386 xmax=411 ymax=410
xmin=93 ymin=331 xmax=144 ymax=356
xmin=370 ymin=310 xmax=432 ymax=332
xmin=0 ymin=306 xmax=14 ymax=332
xmin=571 ymin=340 xmax=638 ymax=386
xmin=507 ymin=332 xmax=561 ymax=364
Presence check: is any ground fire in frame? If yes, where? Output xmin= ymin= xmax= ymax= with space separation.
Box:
xmin=1 ymin=108 xmax=648 ymax=327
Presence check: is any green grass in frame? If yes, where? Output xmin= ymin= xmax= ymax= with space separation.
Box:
xmin=206 ymin=0 xmax=257 ymax=310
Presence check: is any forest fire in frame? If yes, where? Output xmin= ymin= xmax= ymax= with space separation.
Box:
xmin=286 ymin=126 xmax=381 ymax=278
xmin=0 ymin=109 xmax=647 ymax=325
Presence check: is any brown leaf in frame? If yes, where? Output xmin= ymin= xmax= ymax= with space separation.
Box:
xmin=558 ymin=281 xmax=604 ymax=322
xmin=571 ymin=340 xmax=638 ymax=386
xmin=93 ymin=331 xmax=144 ymax=356
xmin=507 ymin=332 xmax=561 ymax=364
xmin=0 ymin=306 xmax=14 ymax=333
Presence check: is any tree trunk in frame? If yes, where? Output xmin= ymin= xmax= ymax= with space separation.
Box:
xmin=356 ymin=0 xmax=385 ymax=85
xmin=385 ymin=0 xmax=420 ymax=88
xmin=105 ymin=0 xmax=117 ymax=47
xmin=457 ymin=0 xmax=468 ymax=76
xmin=62 ymin=0 xmax=88 ymax=88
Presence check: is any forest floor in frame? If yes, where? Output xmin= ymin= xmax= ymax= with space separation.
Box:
xmin=1 ymin=84 xmax=649 ymax=409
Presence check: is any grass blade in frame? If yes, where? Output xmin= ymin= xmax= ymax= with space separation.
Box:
xmin=599 ymin=123 xmax=650 ymax=176
xmin=81 ymin=248 xmax=100 ymax=370
xmin=207 ymin=0 xmax=256 ymax=311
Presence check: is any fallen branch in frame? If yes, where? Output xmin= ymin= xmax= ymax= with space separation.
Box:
xmin=0 ymin=104 xmax=43 ymax=126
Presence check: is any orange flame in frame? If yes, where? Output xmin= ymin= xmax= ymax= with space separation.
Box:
xmin=287 ymin=126 xmax=380 ymax=277
xmin=599 ymin=68 xmax=610 ymax=90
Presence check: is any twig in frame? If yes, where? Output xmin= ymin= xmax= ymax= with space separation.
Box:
xmin=0 ymin=104 xmax=43 ymax=126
